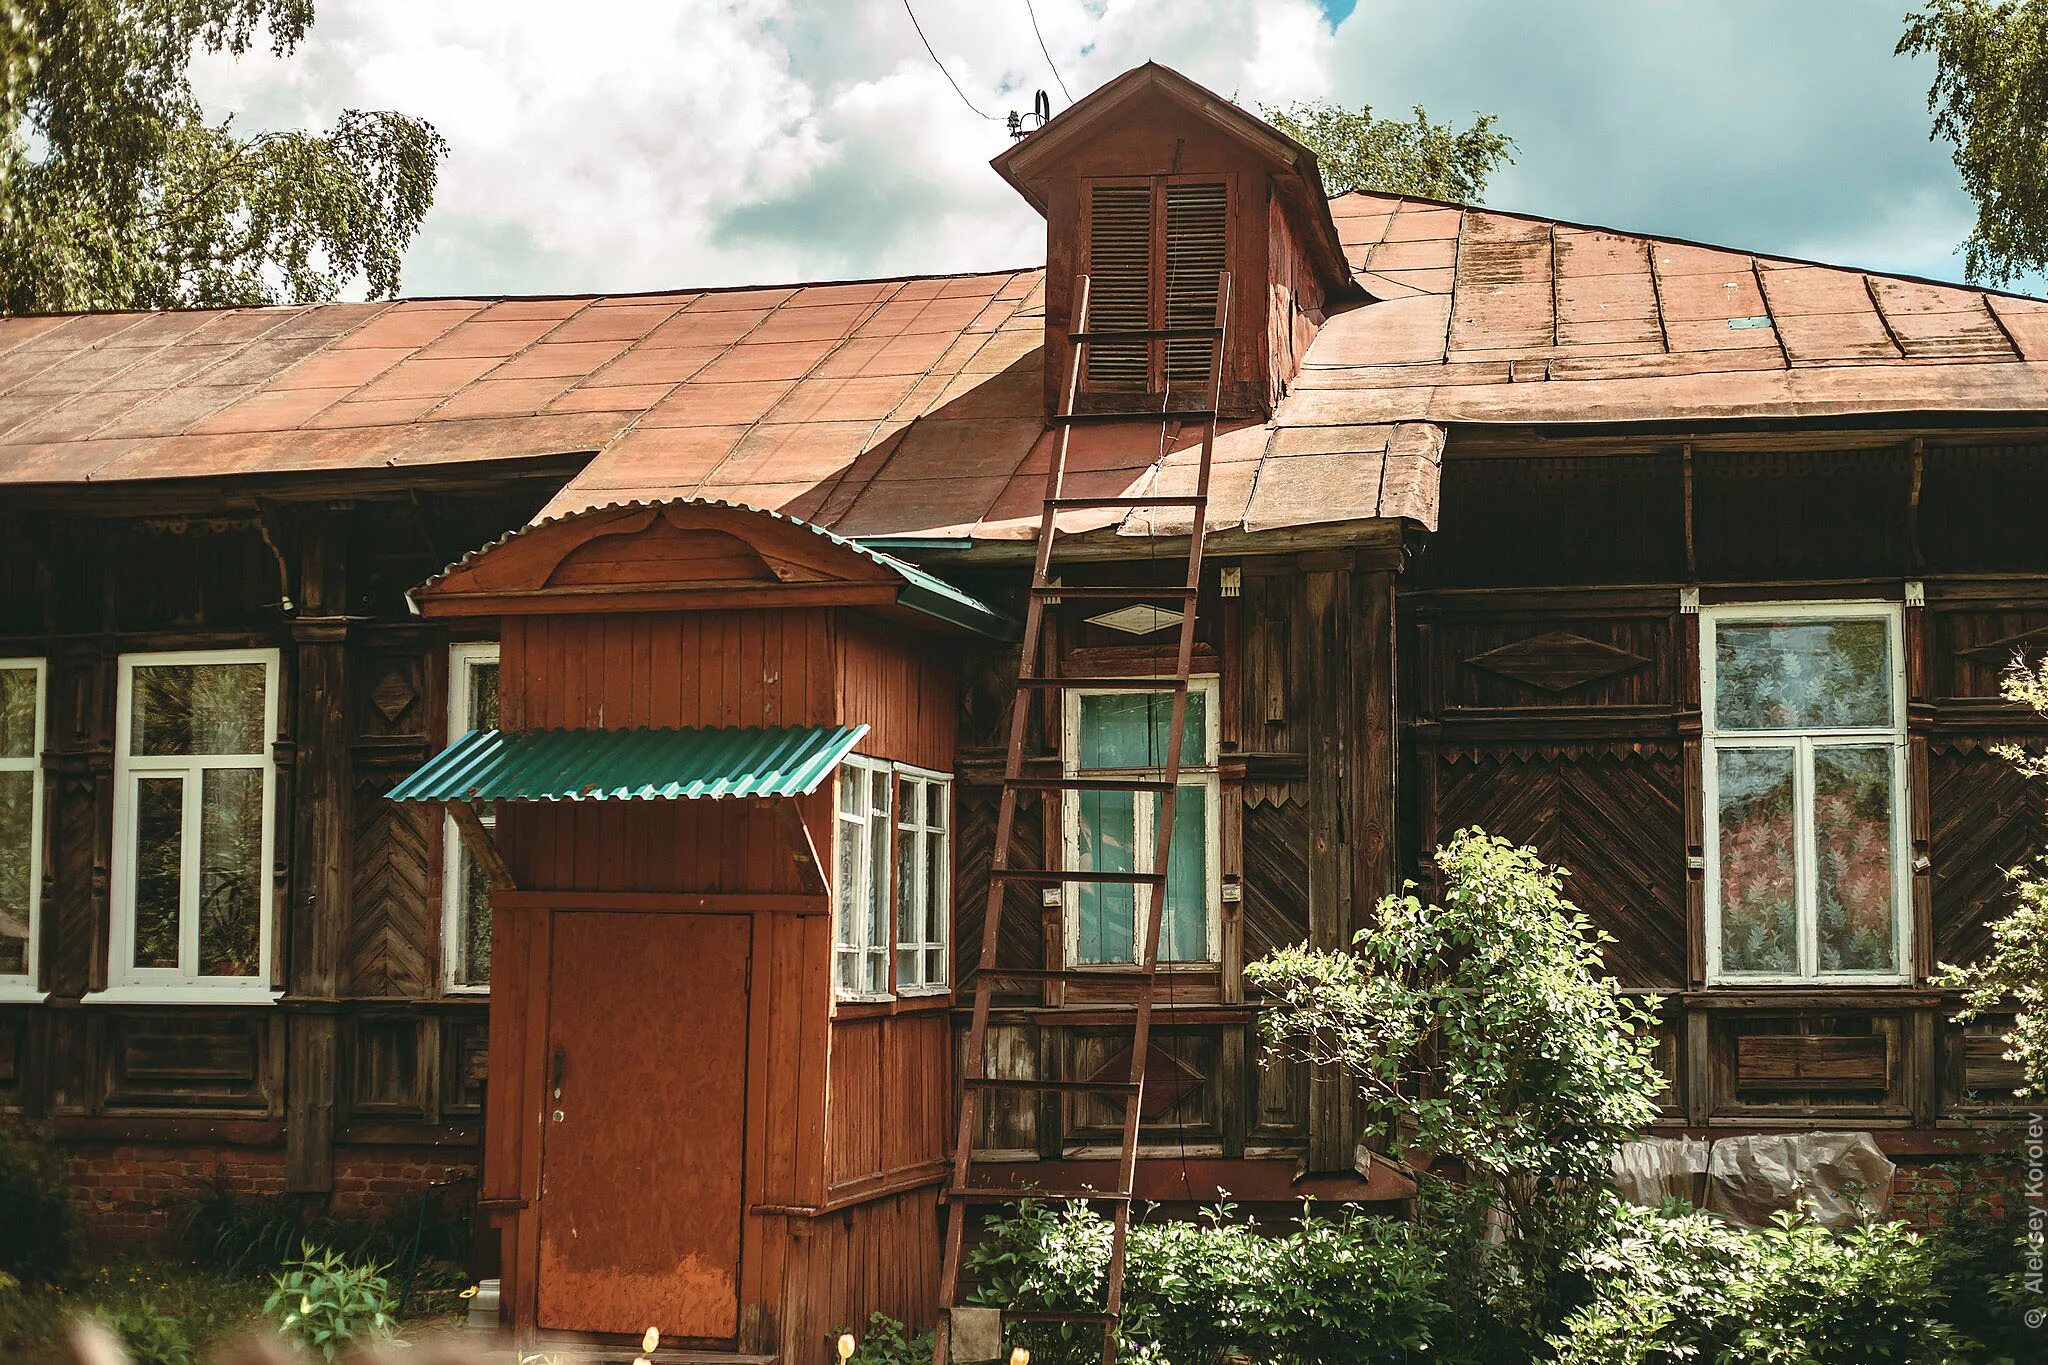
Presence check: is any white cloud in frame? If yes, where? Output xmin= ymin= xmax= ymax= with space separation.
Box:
xmin=189 ymin=0 xmax=1339 ymax=296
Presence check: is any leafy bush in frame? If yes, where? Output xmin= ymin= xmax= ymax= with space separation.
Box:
xmin=1552 ymin=1203 xmax=1984 ymax=1365
xmin=169 ymin=1176 xmax=473 ymax=1283
xmin=0 ymin=1260 xmax=267 ymax=1362
xmin=844 ymin=1310 xmax=935 ymax=1365
xmin=99 ymin=1298 xmax=195 ymax=1365
xmin=1895 ymin=1150 xmax=2037 ymax=1359
xmin=264 ymin=1244 xmax=395 ymax=1361
xmin=966 ymin=1199 xmax=1451 ymax=1365
xmin=0 ymin=1119 xmax=82 ymax=1284
xmin=1246 ymin=830 xmax=1665 ymax=1339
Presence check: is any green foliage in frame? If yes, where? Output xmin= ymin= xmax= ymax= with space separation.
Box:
xmin=1261 ymin=99 xmax=1514 ymax=201
xmin=1245 ymin=830 xmax=1665 ymax=1335
xmin=1935 ymin=653 xmax=2048 ymax=1096
xmin=966 ymin=1199 xmax=1452 ymax=1365
xmin=1552 ymin=1204 xmax=1985 ymax=1365
xmin=844 ymin=1310 xmax=935 ymax=1365
xmin=99 ymin=1298 xmax=195 ymax=1365
xmin=0 ymin=1119 xmax=82 ymax=1284
xmin=1893 ymin=1150 xmax=2039 ymax=1358
xmin=1898 ymin=0 xmax=2048 ymax=284
xmin=264 ymin=1243 xmax=394 ymax=1362
xmin=167 ymin=1175 xmax=474 ymax=1280
xmin=0 ymin=1259 xmax=268 ymax=1361
xmin=0 ymin=0 xmax=445 ymax=313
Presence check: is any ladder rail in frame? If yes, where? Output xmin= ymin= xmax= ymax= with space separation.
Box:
xmin=933 ymin=269 xmax=1231 ymax=1365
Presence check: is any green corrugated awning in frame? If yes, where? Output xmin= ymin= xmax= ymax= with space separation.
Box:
xmin=386 ymin=723 xmax=870 ymax=803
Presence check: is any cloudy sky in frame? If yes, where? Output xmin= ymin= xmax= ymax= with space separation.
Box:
xmin=191 ymin=1 xmax=2034 ymax=299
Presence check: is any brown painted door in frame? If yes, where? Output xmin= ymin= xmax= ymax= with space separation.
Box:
xmin=538 ymin=912 xmax=750 ymax=1342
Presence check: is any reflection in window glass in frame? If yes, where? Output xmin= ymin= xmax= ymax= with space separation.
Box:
xmin=1814 ymin=745 xmax=1898 ymax=974
xmin=0 ymin=662 xmax=39 ymax=983
xmin=446 ymin=650 xmax=499 ymax=990
xmin=1716 ymin=747 xmax=1798 ymax=975
xmin=197 ymin=768 xmax=263 ymax=977
xmin=131 ymin=663 xmax=267 ymax=755
xmin=132 ymin=776 xmax=185 ymax=970
xmin=1714 ymin=618 xmax=1891 ymax=730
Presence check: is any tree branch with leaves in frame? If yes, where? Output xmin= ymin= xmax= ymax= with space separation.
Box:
xmin=1260 ymin=99 xmax=1514 ymax=202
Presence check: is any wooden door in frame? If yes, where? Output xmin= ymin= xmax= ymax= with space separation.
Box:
xmin=538 ymin=912 xmax=750 ymax=1342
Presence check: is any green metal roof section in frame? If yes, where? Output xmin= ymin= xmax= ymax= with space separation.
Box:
xmin=413 ymin=497 xmax=1013 ymax=638
xmin=387 ymin=723 xmax=871 ymax=804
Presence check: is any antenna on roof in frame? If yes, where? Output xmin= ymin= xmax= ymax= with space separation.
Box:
xmin=1007 ymin=89 xmax=1052 ymax=140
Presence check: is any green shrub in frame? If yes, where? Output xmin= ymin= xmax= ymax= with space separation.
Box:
xmin=966 ymin=1199 xmax=1451 ymax=1365
xmin=1247 ymin=830 xmax=1666 ymax=1342
xmin=168 ymin=1176 xmax=473 ymax=1285
xmin=1552 ymin=1203 xmax=1984 ymax=1365
xmin=99 ymin=1298 xmax=194 ymax=1365
xmin=264 ymin=1244 xmax=395 ymax=1361
xmin=844 ymin=1310 xmax=935 ymax=1365
xmin=0 ymin=1119 xmax=82 ymax=1284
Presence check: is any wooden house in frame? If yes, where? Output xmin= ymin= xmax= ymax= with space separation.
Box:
xmin=0 ymin=60 xmax=2040 ymax=1359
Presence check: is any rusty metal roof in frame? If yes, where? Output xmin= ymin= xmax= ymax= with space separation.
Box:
xmin=387 ymin=723 xmax=869 ymax=802
xmin=3 ymin=188 xmax=2043 ymax=545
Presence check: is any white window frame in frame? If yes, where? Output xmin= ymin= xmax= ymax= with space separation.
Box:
xmin=0 ymin=658 xmax=46 ymax=1002
xmin=893 ymin=763 xmax=951 ymax=996
xmin=834 ymin=753 xmax=895 ymax=1002
xmin=1701 ymin=601 xmax=1912 ymax=986
xmin=443 ymin=642 xmax=499 ymax=994
xmin=1060 ymin=677 xmax=1223 ymax=968
xmin=102 ymin=647 xmax=281 ymax=1004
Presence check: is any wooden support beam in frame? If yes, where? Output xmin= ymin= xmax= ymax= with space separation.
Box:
xmin=776 ymin=798 xmax=828 ymax=896
xmin=449 ymin=800 xmax=517 ymax=892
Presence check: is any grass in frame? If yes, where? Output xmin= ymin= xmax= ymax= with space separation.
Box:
xmin=0 ymin=1257 xmax=270 ymax=1361
xmin=0 ymin=1256 xmax=472 ymax=1363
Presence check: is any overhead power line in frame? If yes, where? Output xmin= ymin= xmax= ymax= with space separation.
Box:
xmin=901 ymin=0 xmax=1000 ymax=121
xmin=1023 ymin=0 xmax=1074 ymax=103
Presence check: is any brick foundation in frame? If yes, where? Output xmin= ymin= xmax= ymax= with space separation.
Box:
xmin=63 ymin=1142 xmax=478 ymax=1246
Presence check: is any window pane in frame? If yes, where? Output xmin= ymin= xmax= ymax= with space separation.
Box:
xmin=928 ymin=780 xmax=946 ymax=828
xmin=468 ymin=661 xmax=500 ymax=730
xmin=1155 ymin=784 xmax=1208 ymax=962
xmin=1814 ymin=745 xmax=1898 ymax=973
xmin=197 ymin=768 xmax=262 ymax=977
xmin=925 ymin=826 xmax=947 ymax=951
xmin=132 ymin=776 xmax=183 ymax=969
xmin=1717 ymin=747 xmax=1799 ymax=974
xmin=0 ymin=667 xmax=35 ymax=759
xmin=838 ymin=768 xmax=861 ymax=817
xmin=836 ymin=816 xmax=862 ymax=946
xmin=133 ymin=663 xmax=267 ymax=756
xmin=0 ymin=770 xmax=31 ymax=975
xmin=455 ymin=845 xmax=493 ymax=987
xmin=1078 ymin=691 xmax=1206 ymax=769
xmin=1714 ymin=619 xmax=1891 ymax=731
xmin=897 ymin=811 xmax=919 ymax=948
xmin=1074 ymin=789 xmax=1136 ymax=963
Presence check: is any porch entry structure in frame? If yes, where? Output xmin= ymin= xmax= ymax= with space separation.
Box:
xmin=391 ymin=499 xmax=1005 ymax=1360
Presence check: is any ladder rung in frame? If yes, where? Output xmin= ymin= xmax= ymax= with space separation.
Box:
xmin=1016 ymin=675 xmax=1190 ymax=690
xmin=1002 ymin=1310 xmax=1122 ymax=1325
xmin=977 ymin=966 xmax=1155 ymax=985
xmin=1052 ymin=409 xmax=1213 ymax=427
xmin=990 ymin=867 xmax=1165 ymax=885
xmin=1069 ymin=326 xmax=1221 ymax=343
xmin=1046 ymin=494 xmax=1207 ymax=510
xmin=948 ymin=1186 xmax=1132 ymax=1205
xmin=964 ymin=1076 xmax=1141 ymax=1095
xmin=1004 ymin=775 xmax=1175 ymax=793
xmin=1029 ymin=584 xmax=1198 ymax=600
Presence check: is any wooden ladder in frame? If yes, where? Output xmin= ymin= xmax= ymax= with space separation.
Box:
xmin=932 ymin=269 xmax=1232 ymax=1365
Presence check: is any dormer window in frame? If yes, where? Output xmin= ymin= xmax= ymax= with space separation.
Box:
xmin=1083 ymin=180 xmax=1228 ymax=393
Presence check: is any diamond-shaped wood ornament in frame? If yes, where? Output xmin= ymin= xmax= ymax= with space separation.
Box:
xmin=1085 ymin=1041 xmax=1203 ymax=1122
xmin=1463 ymin=630 xmax=1650 ymax=693
xmin=1086 ymin=604 xmax=1184 ymax=636
xmin=369 ymin=668 xmax=418 ymax=724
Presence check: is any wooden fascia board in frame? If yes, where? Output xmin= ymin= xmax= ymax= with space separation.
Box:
xmin=417 ymin=581 xmax=904 ymax=618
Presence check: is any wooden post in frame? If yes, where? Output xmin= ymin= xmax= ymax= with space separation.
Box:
xmin=1302 ymin=549 xmax=1356 ymax=1170
xmin=285 ymin=513 xmax=351 ymax=1194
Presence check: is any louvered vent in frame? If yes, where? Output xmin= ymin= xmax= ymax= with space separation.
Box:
xmin=1163 ymin=183 xmax=1227 ymax=387
xmin=1085 ymin=184 xmax=1153 ymax=390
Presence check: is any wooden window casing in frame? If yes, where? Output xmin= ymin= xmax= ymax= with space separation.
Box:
xmin=893 ymin=765 xmax=951 ymax=996
xmin=104 ymin=648 xmax=281 ymax=1003
xmin=443 ymin=642 xmax=499 ymax=993
xmin=1060 ymin=677 xmax=1223 ymax=966
xmin=835 ymin=755 xmax=895 ymax=1001
xmin=1082 ymin=179 xmax=1229 ymax=396
xmin=1701 ymin=602 xmax=1912 ymax=986
xmin=836 ymin=756 xmax=954 ymax=1001
xmin=0 ymin=658 xmax=45 ymax=1001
